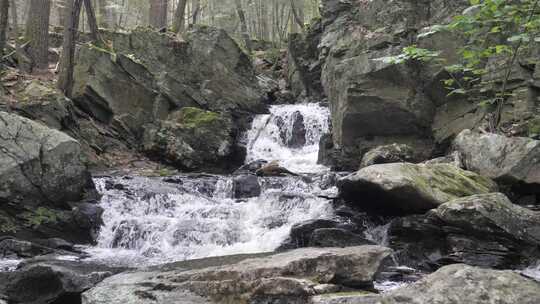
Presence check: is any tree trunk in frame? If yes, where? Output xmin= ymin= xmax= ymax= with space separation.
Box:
xmin=149 ymin=0 xmax=167 ymax=28
xmin=172 ymin=0 xmax=187 ymax=33
xmin=234 ymin=0 xmax=252 ymax=54
xmin=83 ymin=0 xmax=100 ymax=42
xmin=0 ymin=0 xmax=8 ymax=56
xmin=192 ymin=0 xmax=200 ymax=25
xmin=9 ymin=0 xmax=16 ymax=38
xmin=56 ymin=0 xmax=66 ymax=27
xmin=97 ymin=0 xmax=109 ymax=28
xmin=290 ymin=0 xmax=304 ymax=33
xmin=57 ymin=0 xmax=82 ymax=97
xmin=25 ymin=0 xmax=51 ymax=70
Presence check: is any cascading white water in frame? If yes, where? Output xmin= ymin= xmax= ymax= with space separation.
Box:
xmin=85 ymin=103 xmax=335 ymax=266
xmin=245 ymin=103 xmax=330 ymax=173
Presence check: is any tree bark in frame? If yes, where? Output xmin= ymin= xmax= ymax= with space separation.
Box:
xmin=83 ymin=0 xmax=100 ymax=42
xmin=0 ymin=0 xmax=8 ymax=56
xmin=234 ymin=0 xmax=252 ymax=54
xmin=57 ymin=0 xmax=82 ymax=97
xmin=149 ymin=0 xmax=168 ymax=28
xmin=192 ymin=0 xmax=200 ymax=25
xmin=172 ymin=0 xmax=187 ymax=33
xmin=290 ymin=0 xmax=304 ymax=33
xmin=9 ymin=0 xmax=16 ymax=38
xmin=25 ymin=0 xmax=51 ymax=70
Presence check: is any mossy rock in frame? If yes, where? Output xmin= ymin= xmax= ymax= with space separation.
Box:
xmin=170 ymin=107 xmax=224 ymax=129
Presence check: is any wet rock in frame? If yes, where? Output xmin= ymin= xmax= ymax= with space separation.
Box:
xmin=0 ymin=238 xmax=54 ymax=258
xmin=233 ymin=174 xmax=261 ymax=199
xmin=309 ymin=228 xmax=375 ymax=248
xmin=279 ymin=219 xmax=340 ymax=249
xmin=312 ymin=264 xmax=540 ymax=304
xmin=388 ymin=193 xmax=540 ymax=270
xmin=256 ymin=162 xmax=299 ymax=177
xmin=287 ymin=111 xmax=307 ymax=148
xmin=453 ymin=129 xmax=540 ymax=186
xmin=82 ymin=246 xmax=392 ymax=304
xmin=338 ymin=163 xmax=498 ymax=215
xmin=360 ymin=144 xmax=419 ymax=168
xmin=234 ymin=159 xmax=268 ymax=175
xmin=0 ymin=259 xmax=123 ymax=304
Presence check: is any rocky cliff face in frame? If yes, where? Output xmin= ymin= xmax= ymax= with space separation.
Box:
xmin=289 ymin=0 xmax=540 ymax=170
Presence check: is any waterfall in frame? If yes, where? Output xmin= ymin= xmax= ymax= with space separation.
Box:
xmin=85 ymin=103 xmax=336 ymax=267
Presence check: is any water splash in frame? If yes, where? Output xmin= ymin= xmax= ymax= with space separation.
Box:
xmin=86 ymin=175 xmax=334 ymax=267
xmin=245 ymin=103 xmax=330 ymax=173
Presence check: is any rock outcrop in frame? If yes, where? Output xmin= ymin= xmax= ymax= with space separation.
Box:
xmin=313 ymin=264 xmax=540 ymax=304
xmin=389 ymin=193 xmax=540 ymax=269
xmin=0 ymin=112 xmax=101 ymax=243
xmin=338 ymin=163 xmax=497 ymax=215
xmin=71 ymin=26 xmax=266 ymax=172
xmin=82 ymin=246 xmax=391 ymax=304
xmin=453 ymin=129 xmax=540 ymax=186
xmin=360 ymin=144 xmax=419 ymax=168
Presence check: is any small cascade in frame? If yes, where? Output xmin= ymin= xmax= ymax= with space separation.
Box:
xmin=245 ymin=103 xmax=330 ymax=173
xmin=86 ymin=102 xmax=336 ymax=267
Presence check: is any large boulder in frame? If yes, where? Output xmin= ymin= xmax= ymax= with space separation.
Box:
xmin=0 ymin=112 xmax=100 ymax=243
xmin=82 ymin=246 xmax=392 ymax=304
xmin=338 ymin=163 xmax=497 ymax=215
xmin=360 ymin=144 xmax=420 ymax=168
xmin=142 ymin=107 xmax=240 ymax=171
xmin=453 ymin=129 xmax=540 ymax=186
xmin=72 ymin=26 xmax=266 ymax=172
xmin=312 ymin=264 xmax=540 ymax=304
xmin=388 ymin=193 xmax=540 ymax=270
xmin=0 ymin=259 xmax=123 ymax=304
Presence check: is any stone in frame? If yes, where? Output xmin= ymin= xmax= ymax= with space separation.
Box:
xmin=233 ymin=174 xmax=261 ymax=199
xmin=234 ymin=159 xmax=269 ymax=175
xmin=338 ymin=163 xmax=498 ymax=215
xmin=0 ymin=259 xmax=123 ymax=304
xmin=278 ymin=219 xmax=340 ymax=249
xmin=360 ymin=144 xmax=419 ymax=168
xmin=311 ymin=264 xmax=540 ymax=304
xmin=309 ymin=228 xmax=375 ymax=248
xmin=0 ymin=112 xmax=100 ymax=243
xmin=82 ymin=246 xmax=392 ymax=304
xmin=287 ymin=110 xmax=307 ymax=148
xmin=388 ymin=193 xmax=540 ymax=269
xmin=256 ymin=162 xmax=299 ymax=177
xmin=453 ymin=129 xmax=540 ymax=185
xmin=142 ymin=107 xmax=236 ymax=172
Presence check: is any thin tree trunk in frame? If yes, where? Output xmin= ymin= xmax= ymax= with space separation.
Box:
xmin=97 ymin=0 xmax=109 ymax=28
xmin=9 ymin=0 xmax=16 ymax=38
xmin=25 ymin=0 xmax=51 ymax=70
xmin=0 ymin=0 xmax=9 ymax=57
xmin=235 ymin=0 xmax=252 ymax=54
xmin=149 ymin=0 xmax=168 ymax=28
xmin=83 ymin=0 xmax=100 ymax=42
xmin=192 ymin=0 xmax=200 ymax=24
xmin=290 ymin=0 xmax=304 ymax=33
xmin=172 ymin=0 xmax=187 ymax=33
xmin=58 ymin=0 xmax=82 ymax=97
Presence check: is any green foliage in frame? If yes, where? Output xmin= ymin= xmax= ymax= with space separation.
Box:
xmin=375 ymin=45 xmax=441 ymax=64
xmin=21 ymin=207 xmax=63 ymax=229
xmin=390 ymin=0 xmax=540 ymax=130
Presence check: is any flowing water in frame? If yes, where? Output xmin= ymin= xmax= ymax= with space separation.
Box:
xmin=85 ymin=103 xmax=336 ymax=266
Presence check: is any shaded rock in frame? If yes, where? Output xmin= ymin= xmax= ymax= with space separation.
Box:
xmin=234 ymin=159 xmax=268 ymax=175
xmin=0 ymin=259 xmax=123 ymax=304
xmin=82 ymin=246 xmax=392 ymax=304
xmin=453 ymin=129 xmax=540 ymax=185
xmin=360 ymin=144 xmax=419 ymax=168
xmin=233 ymin=174 xmax=261 ymax=199
xmin=423 ymin=151 xmax=463 ymax=168
xmin=287 ymin=110 xmax=307 ymax=148
xmin=309 ymin=228 xmax=375 ymax=248
xmin=388 ymin=193 xmax=540 ymax=270
xmin=338 ymin=163 xmax=497 ymax=215
xmin=278 ymin=219 xmax=340 ymax=249
xmin=0 ymin=238 xmax=55 ymax=258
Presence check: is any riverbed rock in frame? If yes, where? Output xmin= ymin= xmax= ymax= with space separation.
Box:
xmin=0 ymin=111 xmax=101 ymax=243
xmin=453 ymin=129 xmax=540 ymax=186
xmin=338 ymin=163 xmax=498 ymax=215
xmin=233 ymin=174 xmax=261 ymax=199
xmin=312 ymin=264 xmax=540 ymax=304
xmin=0 ymin=259 xmax=123 ymax=304
xmin=279 ymin=219 xmax=340 ymax=249
xmin=82 ymin=246 xmax=392 ymax=304
xmin=388 ymin=193 xmax=540 ymax=270
xmin=256 ymin=162 xmax=299 ymax=177
xmin=360 ymin=144 xmax=419 ymax=168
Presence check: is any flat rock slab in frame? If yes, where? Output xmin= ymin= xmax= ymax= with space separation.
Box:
xmin=82 ymin=246 xmax=392 ymax=304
